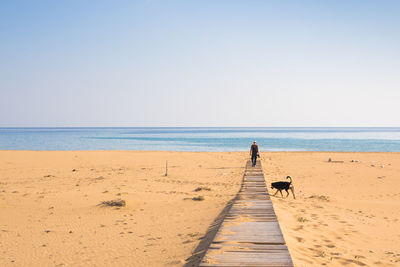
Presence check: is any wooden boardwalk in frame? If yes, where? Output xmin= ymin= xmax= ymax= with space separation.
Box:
xmin=199 ymin=160 xmax=294 ymax=267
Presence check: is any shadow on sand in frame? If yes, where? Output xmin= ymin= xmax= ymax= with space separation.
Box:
xmin=183 ymin=197 xmax=235 ymax=267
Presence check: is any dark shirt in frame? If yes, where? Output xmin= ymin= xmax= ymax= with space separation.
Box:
xmin=251 ymin=144 xmax=259 ymax=156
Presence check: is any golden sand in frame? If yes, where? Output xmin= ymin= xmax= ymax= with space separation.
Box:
xmin=263 ymin=152 xmax=400 ymax=266
xmin=0 ymin=151 xmax=399 ymax=266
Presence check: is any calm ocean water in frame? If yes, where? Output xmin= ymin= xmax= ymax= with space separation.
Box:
xmin=0 ymin=127 xmax=400 ymax=152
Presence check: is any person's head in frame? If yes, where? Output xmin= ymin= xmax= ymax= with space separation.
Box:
xmin=253 ymin=141 xmax=257 ymax=145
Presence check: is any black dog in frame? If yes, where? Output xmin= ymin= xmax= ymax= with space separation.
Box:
xmin=271 ymin=176 xmax=295 ymax=199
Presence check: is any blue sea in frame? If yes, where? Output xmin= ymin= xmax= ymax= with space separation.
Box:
xmin=0 ymin=127 xmax=400 ymax=152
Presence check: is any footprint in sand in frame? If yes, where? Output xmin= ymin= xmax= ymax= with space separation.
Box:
xmin=334 ymin=235 xmax=343 ymax=240
xmin=294 ymin=225 xmax=304 ymax=231
xmin=312 ymin=224 xmax=319 ymax=229
xmin=295 ymin=236 xmax=305 ymax=243
xmin=341 ymin=258 xmax=366 ymax=266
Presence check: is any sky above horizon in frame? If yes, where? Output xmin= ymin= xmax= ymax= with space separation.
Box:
xmin=1 ymin=0 xmax=399 ymax=127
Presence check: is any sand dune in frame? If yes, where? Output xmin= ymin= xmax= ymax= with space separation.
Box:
xmin=0 ymin=151 xmax=399 ymax=266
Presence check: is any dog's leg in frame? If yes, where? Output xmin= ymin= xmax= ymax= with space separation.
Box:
xmin=273 ymin=189 xmax=279 ymax=196
xmin=279 ymin=190 xmax=284 ymax=198
xmin=285 ymin=189 xmax=289 ymax=198
xmin=290 ymin=186 xmax=296 ymax=199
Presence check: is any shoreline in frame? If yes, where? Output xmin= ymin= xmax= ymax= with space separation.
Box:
xmin=2 ymin=150 xmax=400 ymax=152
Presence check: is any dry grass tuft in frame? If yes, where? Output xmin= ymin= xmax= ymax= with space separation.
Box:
xmin=194 ymin=186 xmax=211 ymax=192
xmin=99 ymin=199 xmax=126 ymax=207
xmin=297 ymin=217 xmax=309 ymax=223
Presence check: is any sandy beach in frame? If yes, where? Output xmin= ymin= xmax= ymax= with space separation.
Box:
xmin=0 ymin=151 xmax=399 ymax=266
xmin=262 ymin=152 xmax=400 ymax=266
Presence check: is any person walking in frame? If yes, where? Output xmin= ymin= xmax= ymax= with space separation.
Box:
xmin=250 ymin=141 xmax=259 ymax=167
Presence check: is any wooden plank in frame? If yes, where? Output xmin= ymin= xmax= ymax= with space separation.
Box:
xmin=199 ymin=160 xmax=293 ymax=267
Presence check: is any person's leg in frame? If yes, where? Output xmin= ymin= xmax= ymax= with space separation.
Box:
xmin=252 ymin=154 xmax=256 ymax=166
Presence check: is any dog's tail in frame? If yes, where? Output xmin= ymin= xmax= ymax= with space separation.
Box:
xmin=286 ymin=175 xmax=292 ymax=184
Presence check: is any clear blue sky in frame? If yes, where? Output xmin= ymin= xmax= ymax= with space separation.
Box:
xmin=1 ymin=0 xmax=399 ymax=127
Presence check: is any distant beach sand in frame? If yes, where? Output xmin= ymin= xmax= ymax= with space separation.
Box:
xmin=0 ymin=151 xmax=399 ymax=266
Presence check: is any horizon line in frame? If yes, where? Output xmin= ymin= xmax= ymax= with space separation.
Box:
xmin=1 ymin=126 xmax=400 ymax=129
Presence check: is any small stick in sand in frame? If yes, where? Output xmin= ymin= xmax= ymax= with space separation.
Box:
xmin=165 ymin=160 xmax=168 ymax=176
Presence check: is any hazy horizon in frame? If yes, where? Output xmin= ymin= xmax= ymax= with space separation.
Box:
xmin=1 ymin=126 xmax=400 ymax=129
xmin=1 ymin=1 xmax=399 ymax=127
